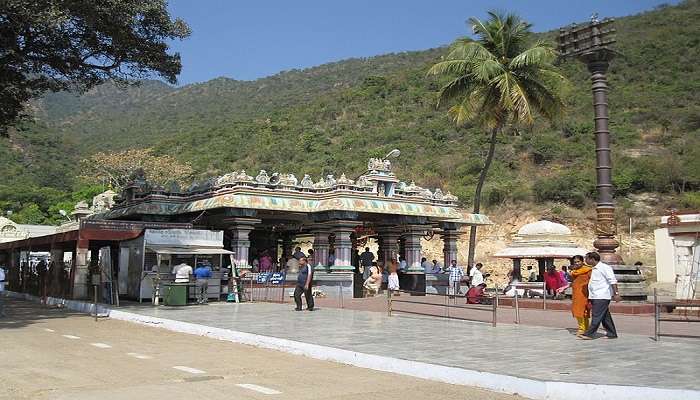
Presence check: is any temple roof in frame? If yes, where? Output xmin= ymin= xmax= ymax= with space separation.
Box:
xmin=494 ymin=220 xmax=588 ymax=259
xmin=101 ymin=159 xmax=493 ymax=226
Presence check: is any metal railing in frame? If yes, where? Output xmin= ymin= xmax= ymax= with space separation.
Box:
xmin=654 ymin=288 xmax=700 ymax=341
xmin=387 ymin=289 xmax=498 ymax=327
xmin=511 ymin=281 xmax=547 ymax=324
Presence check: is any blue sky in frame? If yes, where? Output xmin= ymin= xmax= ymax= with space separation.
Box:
xmin=167 ymin=0 xmax=678 ymax=85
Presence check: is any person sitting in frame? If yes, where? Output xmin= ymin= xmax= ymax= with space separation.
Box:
xmin=466 ymin=283 xmax=487 ymax=304
xmin=526 ymin=266 xmax=537 ymax=282
xmin=544 ymin=265 xmax=567 ymax=298
xmin=363 ymin=263 xmax=382 ymax=296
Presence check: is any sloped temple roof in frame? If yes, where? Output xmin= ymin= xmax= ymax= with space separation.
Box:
xmin=98 ymin=159 xmax=492 ymax=226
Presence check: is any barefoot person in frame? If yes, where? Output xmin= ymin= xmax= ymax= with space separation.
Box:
xmin=579 ymin=252 xmax=620 ymax=340
xmin=569 ymin=255 xmax=592 ymax=336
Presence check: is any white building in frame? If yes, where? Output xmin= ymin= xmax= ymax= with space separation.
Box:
xmin=654 ymin=211 xmax=700 ymax=300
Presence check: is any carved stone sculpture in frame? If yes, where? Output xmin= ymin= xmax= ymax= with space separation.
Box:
xmin=301 ymin=174 xmax=314 ymax=188
xmin=255 ymin=170 xmax=270 ymax=184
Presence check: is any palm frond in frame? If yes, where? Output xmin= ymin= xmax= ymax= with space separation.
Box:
xmin=436 ymin=75 xmax=473 ymax=108
xmin=446 ymin=40 xmax=496 ymax=63
xmin=426 ymin=59 xmax=469 ymax=76
xmin=509 ymin=43 xmax=557 ymax=70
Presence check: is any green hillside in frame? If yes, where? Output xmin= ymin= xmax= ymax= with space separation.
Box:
xmin=1 ymin=1 xmax=699 ymax=224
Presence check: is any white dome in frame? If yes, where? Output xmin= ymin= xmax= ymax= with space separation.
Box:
xmin=517 ymin=220 xmax=571 ymax=236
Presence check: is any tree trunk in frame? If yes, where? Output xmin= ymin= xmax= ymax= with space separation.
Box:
xmin=467 ymin=126 xmax=500 ymax=268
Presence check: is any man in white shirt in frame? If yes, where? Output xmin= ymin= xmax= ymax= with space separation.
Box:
xmin=580 ymin=252 xmax=620 ymax=340
xmin=172 ymin=263 xmax=193 ymax=283
xmin=469 ymin=263 xmax=485 ymax=287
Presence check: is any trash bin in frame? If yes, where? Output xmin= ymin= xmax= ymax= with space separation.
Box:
xmin=164 ymin=283 xmax=188 ymax=306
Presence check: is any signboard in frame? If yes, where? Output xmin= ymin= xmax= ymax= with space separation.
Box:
xmin=270 ymin=272 xmax=286 ymax=285
xmin=144 ymin=229 xmax=223 ymax=247
xmin=80 ymin=220 xmax=193 ymax=231
xmin=256 ymin=272 xmax=271 ymax=283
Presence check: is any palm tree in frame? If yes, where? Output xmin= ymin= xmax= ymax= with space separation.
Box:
xmin=428 ymin=12 xmax=566 ymax=268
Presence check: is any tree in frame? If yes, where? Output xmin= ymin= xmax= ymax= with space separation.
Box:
xmin=0 ymin=0 xmax=190 ymax=134
xmin=427 ymin=12 xmax=566 ymax=267
xmin=79 ymin=148 xmax=194 ymax=189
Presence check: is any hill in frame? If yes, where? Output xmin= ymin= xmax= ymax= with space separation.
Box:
xmin=1 ymin=0 xmax=699 ymax=225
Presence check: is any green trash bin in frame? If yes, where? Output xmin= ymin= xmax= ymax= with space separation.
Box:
xmin=164 ymin=283 xmax=188 ymax=306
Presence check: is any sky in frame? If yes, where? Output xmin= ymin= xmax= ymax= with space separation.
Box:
xmin=167 ymin=0 xmax=679 ymax=85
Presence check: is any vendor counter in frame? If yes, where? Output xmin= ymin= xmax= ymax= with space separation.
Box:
xmin=139 ymin=271 xmax=229 ymax=301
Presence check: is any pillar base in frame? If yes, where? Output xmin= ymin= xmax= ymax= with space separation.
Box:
xmin=330 ymin=265 xmax=355 ymax=273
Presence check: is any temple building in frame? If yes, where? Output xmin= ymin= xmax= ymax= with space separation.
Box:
xmin=654 ymin=211 xmax=700 ymax=300
xmin=494 ymin=220 xmax=588 ymax=278
xmin=0 ymin=155 xmax=491 ymax=300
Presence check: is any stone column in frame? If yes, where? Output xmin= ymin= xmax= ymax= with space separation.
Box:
xmin=377 ymin=229 xmax=401 ymax=266
xmin=226 ymin=218 xmax=261 ymax=272
xmin=311 ymin=226 xmax=331 ymax=270
xmin=331 ymin=221 xmax=361 ymax=272
xmin=404 ymin=225 xmax=426 ymax=274
xmin=441 ymin=226 xmax=459 ymax=267
xmin=73 ymin=239 xmax=90 ymax=299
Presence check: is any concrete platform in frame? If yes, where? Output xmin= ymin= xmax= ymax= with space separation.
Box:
xmin=7 ymin=291 xmax=700 ymax=400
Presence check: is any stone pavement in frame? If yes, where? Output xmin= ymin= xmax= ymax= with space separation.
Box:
xmin=118 ymin=301 xmax=700 ymax=393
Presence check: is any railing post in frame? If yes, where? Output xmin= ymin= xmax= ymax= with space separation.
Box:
xmin=542 ymin=281 xmax=547 ymax=310
xmin=493 ymin=289 xmax=498 ymax=327
xmin=514 ymin=286 xmax=520 ymax=324
xmin=387 ymin=288 xmax=392 ymax=317
xmin=654 ymin=288 xmax=659 ymax=342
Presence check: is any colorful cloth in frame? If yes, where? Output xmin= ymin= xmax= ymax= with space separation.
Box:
xmin=570 ymin=265 xmax=592 ymax=319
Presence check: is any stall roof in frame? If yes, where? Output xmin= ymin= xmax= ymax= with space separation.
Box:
xmin=145 ymin=245 xmax=234 ymax=255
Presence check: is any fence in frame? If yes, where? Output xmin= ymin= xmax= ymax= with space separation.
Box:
xmin=387 ymin=289 xmax=498 ymax=327
xmin=653 ymin=288 xmax=700 ymax=341
xmin=511 ymin=281 xmax=547 ymax=324
xmin=238 ymin=273 xmax=346 ymax=308
xmin=239 ymin=272 xmax=288 ymax=303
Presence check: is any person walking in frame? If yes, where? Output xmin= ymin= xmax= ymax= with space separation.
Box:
xmin=579 ymin=252 xmax=620 ymax=340
xmin=569 ymin=255 xmax=592 ymax=337
xmin=360 ymin=247 xmax=375 ymax=280
xmin=446 ymin=259 xmax=464 ymax=296
xmin=294 ymin=256 xmax=314 ymax=311
xmin=0 ymin=266 xmax=7 ymax=317
xmin=193 ymin=262 xmax=212 ymax=304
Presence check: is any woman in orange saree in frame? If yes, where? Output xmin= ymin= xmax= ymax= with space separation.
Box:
xmin=570 ymin=255 xmax=592 ymax=336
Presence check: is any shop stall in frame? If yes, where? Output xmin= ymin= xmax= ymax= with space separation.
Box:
xmin=118 ymin=229 xmax=233 ymax=302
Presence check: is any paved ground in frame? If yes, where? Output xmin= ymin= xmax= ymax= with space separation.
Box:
xmin=0 ymin=297 xmax=521 ymax=400
xmin=314 ymin=294 xmax=700 ymax=337
xmin=115 ymin=298 xmax=700 ymax=392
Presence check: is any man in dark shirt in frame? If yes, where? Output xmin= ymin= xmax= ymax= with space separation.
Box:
xmin=294 ymin=257 xmax=314 ymax=311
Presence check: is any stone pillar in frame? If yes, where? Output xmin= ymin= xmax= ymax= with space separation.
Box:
xmin=513 ymin=258 xmax=522 ymax=279
xmin=377 ymin=229 xmax=401 ymax=266
xmin=311 ymin=226 xmax=331 ymax=270
xmin=537 ymin=258 xmax=546 ymax=280
xmin=73 ymin=239 xmax=90 ymax=299
xmin=331 ymin=221 xmax=361 ymax=272
xmin=226 ymin=218 xmax=261 ymax=272
xmin=404 ymin=225 xmax=426 ymax=274
xmin=441 ymin=226 xmax=459 ymax=267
